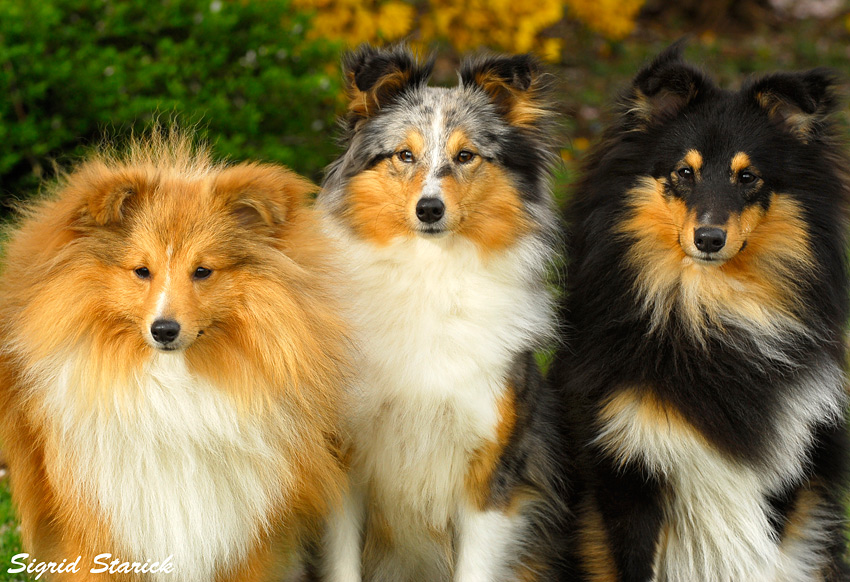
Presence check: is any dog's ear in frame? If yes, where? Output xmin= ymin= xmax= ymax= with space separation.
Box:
xmin=744 ymin=68 xmax=839 ymax=141
xmin=67 ymin=161 xmax=147 ymax=226
xmin=213 ymin=163 xmax=316 ymax=233
xmin=343 ymin=44 xmax=433 ymax=128
xmin=460 ymin=54 xmax=551 ymax=128
xmin=624 ymin=39 xmax=712 ymax=127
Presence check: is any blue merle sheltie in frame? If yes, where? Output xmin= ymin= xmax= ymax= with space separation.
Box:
xmin=550 ymin=41 xmax=850 ymax=581
xmin=316 ymin=45 xmax=568 ymax=581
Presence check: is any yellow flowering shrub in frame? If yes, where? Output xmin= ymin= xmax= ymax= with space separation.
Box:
xmin=294 ymin=0 xmax=648 ymax=61
xmin=420 ymin=0 xmax=563 ymax=61
xmin=292 ymin=0 xmax=416 ymax=44
xmin=565 ymin=0 xmax=645 ymax=39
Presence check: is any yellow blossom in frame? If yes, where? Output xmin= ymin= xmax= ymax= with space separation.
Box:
xmin=295 ymin=0 xmax=646 ymax=62
xmin=566 ymin=0 xmax=645 ymax=40
xmin=573 ymin=136 xmax=591 ymax=151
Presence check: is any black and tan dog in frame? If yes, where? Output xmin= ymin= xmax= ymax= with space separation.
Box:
xmin=551 ymin=41 xmax=850 ymax=581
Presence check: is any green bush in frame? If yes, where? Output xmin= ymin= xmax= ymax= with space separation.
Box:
xmin=0 ymin=0 xmax=343 ymax=210
xmin=0 ymin=475 xmax=23 ymax=582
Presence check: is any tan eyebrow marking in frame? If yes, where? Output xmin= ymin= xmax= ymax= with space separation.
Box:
xmin=404 ymin=130 xmax=425 ymax=156
xmin=447 ymin=129 xmax=474 ymax=157
xmin=684 ymin=149 xmax=703 ymax=173
xmin=731 ymin=152 xmax=752 ymax=174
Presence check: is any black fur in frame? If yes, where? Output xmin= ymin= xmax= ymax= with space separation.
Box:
xmin=551 ymin=43 xmax=850 ymax=581
xmin=340 ymin=44 xmax=434 ymax=133
xmin=343 ymin=43 xmax=434 ymax=96
xmin=460 ymin=54 xmax=541 ymax=95
xmin=492 ymin=352 xmax=575 ymax=581
xmin=460 ymin=53 xmax=558 ymax=206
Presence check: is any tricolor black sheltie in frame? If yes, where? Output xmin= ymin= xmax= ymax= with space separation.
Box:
xmin=551 ymin=42 xmax=850 ymax=581
xmin=317 ymin=45 xmax=567 ymax=581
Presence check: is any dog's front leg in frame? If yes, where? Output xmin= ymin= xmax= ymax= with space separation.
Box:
xmin=454 ymin=504 xmax=525 ymax=582
xmin=322 ymin=481 xmax=365 ymax=582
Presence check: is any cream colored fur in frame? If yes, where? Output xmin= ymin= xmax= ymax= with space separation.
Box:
xmin=320 ymin=216 xmax=553 ymax=582
xmin=597 ymin=365 xmax=845 ymax=582
xmin=26 ymin=351 xmax=296 ymax=582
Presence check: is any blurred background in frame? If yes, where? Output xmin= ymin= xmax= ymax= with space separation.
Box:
xmin=1 ymin=0 xmax=850 ymax=572
xmin=1 ymin=0 xmax=849 ymax=211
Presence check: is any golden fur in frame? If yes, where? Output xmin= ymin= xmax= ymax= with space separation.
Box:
xmin=342 ymin=128 xmax=530 ymax=254
xmin=0 ymin=131 xmax=349 ymax=581
xmin=619 ymin=176 xmax=814 ymax=339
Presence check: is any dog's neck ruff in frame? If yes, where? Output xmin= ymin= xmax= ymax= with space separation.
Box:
xmin=28 ymin=351 xmax=291 ymax=582
xmin=322 ymin=214 xmax=552 ymax=535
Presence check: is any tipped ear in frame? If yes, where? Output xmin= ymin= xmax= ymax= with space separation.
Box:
xmin=213 ymin=163 xmax=316 ymax=232
xmin=625 ymin=39 xmax=711 ymax=126
xmin=745 ymin=68 xmax=839 ymax=140
xmin=343 ymin=44 xmax=433 ymax=128
xmin=460 ymin=54 xmax=551 ymax=128
xmin=67 ymin=161 xmax=147 ymax=226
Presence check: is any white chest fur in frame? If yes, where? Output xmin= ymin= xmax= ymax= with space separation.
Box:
xmin=331 ymin=228 xmax=552 ymax=530
xmin=34 ymin=353 xmax=291 ymax=582
xmin=598 ymin=365 xmax=846 ymax=582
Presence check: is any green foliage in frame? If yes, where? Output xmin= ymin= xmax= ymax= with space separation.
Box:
xmin=0 ymin=476 xmax=25 ymax=582
xmin=0 ymin=0 xmax=343 ymax=209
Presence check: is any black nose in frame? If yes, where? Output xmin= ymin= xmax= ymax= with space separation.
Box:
xmin=151 ymin=319 xmax=181 ymax=345
xmin=694 ymin=227 xmax=727 ymax=253
xmin=415 ymin=198 xmax=445 ymax=224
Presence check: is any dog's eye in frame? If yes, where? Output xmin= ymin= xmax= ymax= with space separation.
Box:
xmin=739 ymin=171 xmax=759 ymax=184
xmin=134 ymin=267 xmax=150 ymax=279
xmin=397 ymin=150 xmax=415 ymax=163
xmin=194 ymin=267 xmax=213 ymax=280
xmin=456 ymin=151 xmax=475 ymax=164
xmin=676 ymin=167 xmax=694 ymax=180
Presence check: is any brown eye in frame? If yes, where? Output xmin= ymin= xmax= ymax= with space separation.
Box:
xmin=456 ymin=150 xmax=475 ymax=164
xmin=676 ymin=167 xmax=694 ymax=180
xmin=739 ymin=171 xmax=758 ymax=184
xmin=194 ymin=267 xmax=212 ymax=280
xmin=397 ymin=150 xmax=415 ymax=163
xmin=134 ymin=267 xmax=150 ymax=279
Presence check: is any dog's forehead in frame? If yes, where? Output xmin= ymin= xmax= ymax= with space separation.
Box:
xmin=130 ymin=180 xmax=216 ymax=233
xmin=715 ymin=94 xmax=778 ymax=140
xmin=665 ymin=104 xmax=777 ymax=171
xmin=371 ymin=86 xmax=504 ymax=148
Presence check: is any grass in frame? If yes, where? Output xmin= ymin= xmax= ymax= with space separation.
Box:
xmin=1 ymin=11 xmax=849 ymax=582
xmin=0 ymin=471 xmax=26 ymax=582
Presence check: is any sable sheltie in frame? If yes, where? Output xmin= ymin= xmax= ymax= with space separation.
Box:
xmin=0 ymin=132 xmax=350 ymax=582
xmin=316 ymin=45 xmax=567 ymax=581
xmin=550 ymin=41 xmax=850 ymax=581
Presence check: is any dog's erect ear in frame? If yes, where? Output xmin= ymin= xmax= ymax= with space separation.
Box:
xmin=460 ymin=54 xmax=550 ymax=128
xmin=343 ymin=44 xmax=433 ymax=127
xmin=213 ymin=163 xmax=316 ymax=232
xmin=744 ymin=68 xmax=839 ymax=140
xmin=625 ymin=39 xmax=711 ymax=127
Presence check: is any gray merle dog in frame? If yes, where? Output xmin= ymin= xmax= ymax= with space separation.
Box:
xmin=316 ymin=44 xmax=570 ymax=582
